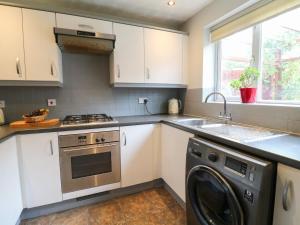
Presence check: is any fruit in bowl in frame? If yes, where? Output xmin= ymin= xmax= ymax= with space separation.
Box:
xmin=23 ymin=108 xmax=49 ymax=123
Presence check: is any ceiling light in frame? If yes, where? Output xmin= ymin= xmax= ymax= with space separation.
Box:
xmin=167 ymin=0 xmax=176 ymax=6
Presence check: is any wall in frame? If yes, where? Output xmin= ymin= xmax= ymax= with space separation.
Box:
xmin=0 ymin=53 xmax=184 ymax=122
xmin=182 ymin=0 xmax=300 ymax=134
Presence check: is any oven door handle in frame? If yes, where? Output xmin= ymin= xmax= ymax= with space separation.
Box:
xmin=62 ymin=143 xmax=118 ymax=153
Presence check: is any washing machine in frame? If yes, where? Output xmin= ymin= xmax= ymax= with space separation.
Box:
xmin=186 ymin=137 xmax=276 ymax=225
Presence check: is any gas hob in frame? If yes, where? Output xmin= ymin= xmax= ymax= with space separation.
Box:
xmin=61 ymin=114 xmax=118 ymax=126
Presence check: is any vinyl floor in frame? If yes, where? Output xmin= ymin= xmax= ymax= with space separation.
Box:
xmin=21 ymin=187 xmax=187 ymax=225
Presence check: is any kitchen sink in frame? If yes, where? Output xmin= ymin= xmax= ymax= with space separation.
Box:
xmin=176 ymin=118 xmax=216 ymax=128
xmin=176 ymin=119 xmax=279 ymax=142
xmin=201 ymin=123 xmax=278 ymax=142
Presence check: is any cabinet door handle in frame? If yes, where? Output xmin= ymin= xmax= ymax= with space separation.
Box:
xmin=122 ymin=132 xmax=127 ymax=146
xmin=117 ymin=64 xmax=120 ymax=78
xmin=50 ymin=140 xmax=54 ymax=156
xmin=51 ymin=63 xmax=54 ymax=76
xmin=16 ymin=57 xmax=22 ymax=77
xmin=78 ymin=24 xmax=94 ymax=30
xmin=51 ymin=63 xmax=58 ymax=77
xmin=282 ymin=180 xmax=292 ymax=211
xmin=146 ymin=68 xmax=150 ymax=79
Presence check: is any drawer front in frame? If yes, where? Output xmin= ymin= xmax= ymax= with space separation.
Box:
xmin=56 ymin=13 xmax=113 ymax=34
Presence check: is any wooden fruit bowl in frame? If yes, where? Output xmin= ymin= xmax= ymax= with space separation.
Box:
xmin=23 ymin=112 xmax=48 ymax=123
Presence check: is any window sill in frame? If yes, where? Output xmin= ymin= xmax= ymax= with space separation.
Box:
xmin=204 ymin=101 xmax=300 ymax=108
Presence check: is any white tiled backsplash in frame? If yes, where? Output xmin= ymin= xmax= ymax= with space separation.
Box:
xmin=0 ymin=53 xmax=185 ymax=122
xmin=184 ymin=88 xmax=300 ymax=134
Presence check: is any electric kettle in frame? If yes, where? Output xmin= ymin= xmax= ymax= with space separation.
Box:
xmin=0 ymin=108 xmax=5 ymax=125
xmin=168 ymin=98 xmax=182 ymax=115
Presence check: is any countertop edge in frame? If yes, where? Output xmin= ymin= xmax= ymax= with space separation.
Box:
xmin=162 ymin=121 xmax=300 ymax=169
xmin=0 ymin=117 xmax=164 ymax=144
xmin=1 ymin=116 xmax=300 ymax=170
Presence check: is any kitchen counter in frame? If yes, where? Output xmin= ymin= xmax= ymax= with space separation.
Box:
xmin=163 ymin=120 xmax=300 ymax=169
xmin=0 ymin=115 xmax=189 ymax=143
xmin=1 ymin=114 xmax=300 ymax=169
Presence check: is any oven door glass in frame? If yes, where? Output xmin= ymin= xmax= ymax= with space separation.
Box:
xmin=187 ymin=165 xmax=244 ymax=225
xmin=71 ymin=152 xmax=112 ymax=179
xmin=60 ymin=143 xmax=120 ymax=193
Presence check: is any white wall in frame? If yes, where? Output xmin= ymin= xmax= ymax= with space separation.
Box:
xmin=182 ymin=0 xmax=300 ymax=134
xmin=182 ymin=0 xmax=251 ymax=89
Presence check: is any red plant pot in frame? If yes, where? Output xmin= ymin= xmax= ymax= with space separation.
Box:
xmin=240 ymin=88 xmax=257 ymax=103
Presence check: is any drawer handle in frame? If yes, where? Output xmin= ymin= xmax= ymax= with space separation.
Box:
xmin=78 ymin=24 xmax=94 ymax=30
xmin=282 ymin=180 xmax=292 ymax=211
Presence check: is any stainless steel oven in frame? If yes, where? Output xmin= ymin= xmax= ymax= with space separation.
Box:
xmin=59 ymin=130 xmax=120 ymax=193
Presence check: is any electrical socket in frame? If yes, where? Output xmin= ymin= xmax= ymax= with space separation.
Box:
xmin=0 ymin=100 xmax=5 ymax=108
xmin=138 ymin=97 xmax=149 ymax=104
xmin=47 ymin=99 xmax=56 ymax=107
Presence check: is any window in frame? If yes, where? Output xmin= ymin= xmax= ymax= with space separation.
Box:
xmin=218 ymin=28 xmax=253 ymax=99
xmin=216 ymin=7 xmax=300 ymax=104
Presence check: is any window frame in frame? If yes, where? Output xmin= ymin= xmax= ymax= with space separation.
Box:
xmin=214 ymin=18 xmax=300 ymax=105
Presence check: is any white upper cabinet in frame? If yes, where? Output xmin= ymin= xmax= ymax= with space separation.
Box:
xmin=22 ymin=9 xmax=62 ymax=82
xmin=273 ymin=163 xmax=300 ymax=225
xmin=144 ymin=28 xmax=183 ymax=84
xmin=182 ymin=34 xmax=189 ymax=85
xmin=0 ymin=5 xmax=25 ymax=80
xmin=111 ymin=23 xmax=145 ymax=83
xmin=18 ymin=133 xmax=62 ymax=208
xmin=56 ymin=13 xmax=113 ymax=34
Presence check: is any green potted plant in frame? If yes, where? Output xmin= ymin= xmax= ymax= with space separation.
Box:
xmin=230 ymin=67 xmax=260 ymax=103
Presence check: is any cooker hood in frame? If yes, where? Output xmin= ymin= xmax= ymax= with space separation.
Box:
xmin=54 ymin=28 xmax=116 ymax=54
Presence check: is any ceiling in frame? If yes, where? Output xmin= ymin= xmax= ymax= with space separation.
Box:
xmin=2 ymin=0 xmax=213 ymax=28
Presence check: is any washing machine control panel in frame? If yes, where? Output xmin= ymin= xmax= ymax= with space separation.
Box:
xmin=187 ymin=137 xmax=273 ymax=187
xmin=225 ymin=156 xmax=248 ymax=176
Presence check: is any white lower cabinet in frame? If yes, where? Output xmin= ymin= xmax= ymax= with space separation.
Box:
xmin=161 ymin=124 xmax=193 ymax=202
xmin=273 ymin=163 xmax=300 ymax=225
xmin=0 ymin=137 xmax=23 ymax=225
xmin=18 ymin=133 xmax=62 ymax=208
xmin=120 ymin=124 xmax=159 ymax=187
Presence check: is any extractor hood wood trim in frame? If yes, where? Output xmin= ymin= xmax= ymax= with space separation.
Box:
xmin=0 ymin=80 xmax=63 ymax=87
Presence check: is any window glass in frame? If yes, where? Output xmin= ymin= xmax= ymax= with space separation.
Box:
xmin=216 ymin=7 xmax=300 ymax=104
xmin=261 ymin=8 xmax=300 ymax=101
xmin=219 ymin=28 xmax=253 ymax=98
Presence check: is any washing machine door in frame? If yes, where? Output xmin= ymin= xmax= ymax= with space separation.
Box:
xmin=187 ymin=165 xmax=244 ymax=225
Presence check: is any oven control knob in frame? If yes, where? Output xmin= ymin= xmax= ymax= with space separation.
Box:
xmin=208 ymin=153 xmax=218 ymax=162
xmin=95 ymin=138 xmax=100 ymax=143
xmin=101 ymin=138 xmax=106 ymax=142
